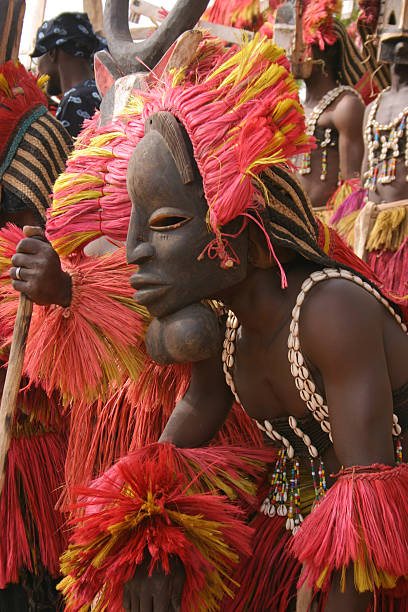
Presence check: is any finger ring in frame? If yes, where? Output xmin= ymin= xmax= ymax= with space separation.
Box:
xmin=15 ymin=267 xmax=22 ymax=281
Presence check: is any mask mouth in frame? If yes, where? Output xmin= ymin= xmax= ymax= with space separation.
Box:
xmin=129 ymin=273 xmax=167 ymax=291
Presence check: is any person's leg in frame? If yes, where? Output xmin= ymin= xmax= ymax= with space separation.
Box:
xmin=20 ymin=566 xmax=64 ymax=612
xmin=0 ymin=582 xmax=29 ymax=612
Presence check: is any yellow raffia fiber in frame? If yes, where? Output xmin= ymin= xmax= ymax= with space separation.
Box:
xmin=317 ymin=545 xmax=400 ymax=593
xmin=208 ymin=35 xmax=285 ymax=87
xmin=69 ymin=131 xmax=125 ymax=162
xmin=37 ymin=74 xmax=50 ymax=92
xmin=0 ymin=74 xmax=12 ymax=97
xmin=314 ymin=208 xmax=333 ymax=225
xmin=122 ymin=95 xmax=145 ymax=117
xmin=171 ymin=66 xmax=188 ymax=88
xmin=59 ymin=490 xmax=244 ymax=612
xmin=52 ymin=190 xmax=103 ymax=213
xmin=333 ymin=211 xmax=361 ymax=248
xmin=51 ymin=173 xmax=104 ymax=217
xmin=51 ymin=231 xmax=99 ymax=258
xmin=366 ymin=207 xmax=408 ymax=252
xmin=0 ymin=255 xmax=12 ymax=275
xmin=353 ymin=559 xmax=398 ymax=592
xmin=326 ymin=182 xmax=355 ymax=213
xmin=231 ymin=1 xmax=259 ymax=25
xmin=54 ymin=173 xmax=103 ymax=192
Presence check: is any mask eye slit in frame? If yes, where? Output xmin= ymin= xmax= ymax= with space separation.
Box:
xmin=149 ymin=215 xmax=191 ymax=231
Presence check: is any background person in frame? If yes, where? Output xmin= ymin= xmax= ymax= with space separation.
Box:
xmin=31 ymin=12 xmax=103 ymax=137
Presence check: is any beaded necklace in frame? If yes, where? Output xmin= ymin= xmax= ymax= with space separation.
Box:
xmin=299 ymin=85 xmax=363 ymax=182
xmin=222 ymin=267 xmax=405 ymax=535
xmin=364 ymin=88 xmax=408 ymax=191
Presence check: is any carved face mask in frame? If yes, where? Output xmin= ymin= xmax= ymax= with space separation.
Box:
xmin=124 ymin=38 xmax=314 ymax=363
xmin=126 ymin=116 xmax=248 ymax=363
xmin=378 ymin=0 xmax=408 ymax=63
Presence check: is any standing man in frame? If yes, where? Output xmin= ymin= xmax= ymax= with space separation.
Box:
xmin=0 ymin=59 xmax=72 ymax=612
xmin=31 ymin=12 xmax=103 ymax=137
xmin=331 ymin=0 xmax=408 ymax=298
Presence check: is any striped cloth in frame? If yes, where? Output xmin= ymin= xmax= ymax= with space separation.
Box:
xmin=0 ymin=62 xmax=72 ymax=221
xmin=2 ymin=107 xmax=72 ymax=221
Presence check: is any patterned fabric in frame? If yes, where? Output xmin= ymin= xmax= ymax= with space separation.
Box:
xmin=2 ymin=111 xmax=72 ymax=220
xmin=31 ymin=12 xmax=101 ymax=59
xmin=56 ymin=79 xmax=101 ymax=138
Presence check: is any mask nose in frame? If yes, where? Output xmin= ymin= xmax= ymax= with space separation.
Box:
xmin=127 ymin=241 xmax=155 ymax=265
xmin=126 ymin=209 xmax=154 ymax=265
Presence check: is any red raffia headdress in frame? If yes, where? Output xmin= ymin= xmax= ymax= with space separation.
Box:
xmin=204 ymin=0 xmax=282 ymax=32
xmin=358 ymin=0 xmax=381 ymax=28
xmin=48 ymin=36 xmax=312 ymax=287
xmin=47 ymin=34 xmax=227 ymax=256
xmin=302 ymin=0 xmax=341 ymax=50
xmin=0 ymin=61 xmax=71 ymax=219
xmin=0 ymin=61 xmax=48 ymax=162
xmin=300 ymin=0 xmax=383 ymax=102
xmin=125 ymin=35 xmax=312 ymax=282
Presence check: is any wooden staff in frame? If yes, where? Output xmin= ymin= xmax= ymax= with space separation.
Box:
xmin=0 ymin=294 xmax=33 ymax=493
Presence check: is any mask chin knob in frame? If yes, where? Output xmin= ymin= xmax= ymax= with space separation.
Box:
xmin=145 ymin=303 xmax=222 ymax=365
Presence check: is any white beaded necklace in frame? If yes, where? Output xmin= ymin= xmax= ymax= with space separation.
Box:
xmin=299 ymin=85 xmax=363 ymax=181
xmin=222 ymin=267 xmax=404 ymax=460
xmin=364 ymin=87 xmax=408 ymax=190
xmin=222 ymin=267 xmax=405 ymax=534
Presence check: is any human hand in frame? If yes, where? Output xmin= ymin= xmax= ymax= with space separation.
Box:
xmin=10 ymin=226 xmax=72 ymax=307
xmin=123 ymin=559 xmax=185 ymax=612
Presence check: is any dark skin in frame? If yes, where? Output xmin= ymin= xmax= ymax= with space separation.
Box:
xmin=11 ymin=134 xmax=408 ymax=611
xmin=0 ymin=208 xmax=40 ymax=230
xmin=10 ymin=226 xmax=71 ymax=307
xmin=361 ymin=50 xmax=408 ymax=204
xmin=123 ymin=135 xmax=408 ymax=611
xmin=37 ymin=47 xmax=94 ymax=97
xmin=0 ymin=208 xmax=60 ymax=304
xmin=296 ymin=45 xmax=365 ymax=208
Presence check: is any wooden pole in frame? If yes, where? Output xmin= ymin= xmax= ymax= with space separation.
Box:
xmin=291 ymin=0 xmax=311 ymax=80
xmin=6 ymin=0 xmax=26 ymax=62
xmin=0 ymin=0 xmax=15 ymax=65
xmin=0 ymin=295 xmax=33 ymax=494
xmin=83 ymin=0 xmax=104 ymax=35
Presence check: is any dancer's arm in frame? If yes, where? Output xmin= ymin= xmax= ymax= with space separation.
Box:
xmin=160 ymin=351 xmax=234 ymax=447
xmin=297 ymin=278 xmax=398 ymax=611
xmin=334 ymin=93 xmax=365 ymax=181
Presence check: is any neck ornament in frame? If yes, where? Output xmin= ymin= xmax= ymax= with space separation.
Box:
xmin=299 ymin=85 xmax=363 ymax=183
xmin=222 ymin=267 xmax=405 ymax=535
xmin=364 ymin=88 xmax=408 ymax=190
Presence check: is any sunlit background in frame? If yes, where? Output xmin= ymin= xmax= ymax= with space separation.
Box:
xmin=20 ymin=0 xmax=185 ymax=66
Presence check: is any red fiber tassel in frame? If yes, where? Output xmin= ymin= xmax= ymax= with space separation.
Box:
xmin=318 ymin=221 xmax=408 ymax=323
xmin=0 ymin=225 xmax=148 ymax=402
xmin=0 ymin=62 xmax=48 ymax=157
xmin=292 ymin=463 xmax=408 ymax=594
xmin=0 ymin=432 xmax=67 ymax=588
xmin=222 ymin=512 xmax=300 ymax=611
xmin=330 ymin=187 xmax=366 ymax=226
xmin=368 ymin=241 xmax=408 ymax=299
xmin=60 ymin=443 xmax=272 ymax=612
xmin=62 ymin=353 xmax=262 ymax=510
